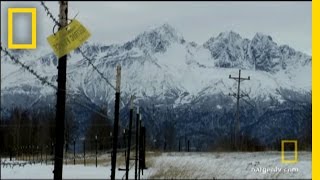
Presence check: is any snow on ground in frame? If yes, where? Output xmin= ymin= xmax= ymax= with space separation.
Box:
xmin=1 ymin=151 xmax=311 ymax=179
xmin=1 ymin=159 xmax=132 ymax=179
xmin=147 ymin=151 xmax=311 ymax=179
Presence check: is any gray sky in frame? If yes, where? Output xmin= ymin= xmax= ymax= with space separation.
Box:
xmin=1 ymin=1 xmax=311 ymax=55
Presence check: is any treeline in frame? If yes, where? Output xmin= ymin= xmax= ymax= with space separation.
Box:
xmin=84 ymin=106 xmax=113 ymax=151
xmin=138 ymin=89 xmax=312 ymax=152
xmin=0 ymin=105 xmax=114 ymax=156
xmin=0 ymin=89 xmax=312 ymax=155
xmin=0 ymin=106 xmax=74 ymax=156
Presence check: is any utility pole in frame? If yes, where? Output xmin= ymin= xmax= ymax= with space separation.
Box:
xmin=53 ymin=1 xmax=68 ymax=179
xmin=228 ymin=69 xmax=250 ymax=151
xmin=111 ymin=65 xmax=121 ymax=180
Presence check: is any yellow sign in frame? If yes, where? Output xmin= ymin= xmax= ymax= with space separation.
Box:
xmin=47 ymin=19 xmax=91 ymax=58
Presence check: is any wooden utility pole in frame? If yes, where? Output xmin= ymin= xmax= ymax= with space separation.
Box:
xmin=229 ymin=69 xmax=250 ymax=150
xmin=111 ymin=65 xmax=121 ymax=180
xmin=54 ymin=1 xmax=68 ymax=180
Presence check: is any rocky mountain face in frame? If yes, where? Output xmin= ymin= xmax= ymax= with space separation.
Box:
xmin=1 ymin=24 xmax=311 ymax=150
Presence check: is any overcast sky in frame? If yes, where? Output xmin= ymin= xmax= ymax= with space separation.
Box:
xmin=1 ymin=1 xmax=311 ymax=55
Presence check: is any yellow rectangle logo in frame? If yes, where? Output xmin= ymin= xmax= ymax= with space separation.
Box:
xmin=47 ymin=19 xmax=91 ymax=58
xmin=8 ymin=8 xmax=37 ymax=49
xmin=281 ymin=140 xmax=298 ymax=164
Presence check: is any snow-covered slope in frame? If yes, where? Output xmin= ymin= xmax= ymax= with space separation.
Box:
xmin=1 ymin=24 xmax=311 ymax=104
xmin=0 ymin=24 xmax=311 ymax=146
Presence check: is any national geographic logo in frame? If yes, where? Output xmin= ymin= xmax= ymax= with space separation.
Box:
xmin=7 ymin=8 xmax=37 ymax=49
xmin=281 ymin=140 xmax=298 ymax=164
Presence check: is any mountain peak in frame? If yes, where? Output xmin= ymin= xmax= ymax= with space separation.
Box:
xmin=216 ymin=31 xmax=242 ymax=41
xmin=252 ymin=32 xmax=274 ymax=42
xmin=132 ymin=23 xmax=184 ymax=53
xmin=203 ymin=31 xmax=242 ymax=48
xmin=144 ymin=23 xmax=183 ymax=42
xmin=155 ymin=23 xmax=176 ymax=34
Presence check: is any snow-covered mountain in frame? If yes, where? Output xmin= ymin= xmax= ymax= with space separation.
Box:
xmin=1 ymin=24 xmax=311 ymax=148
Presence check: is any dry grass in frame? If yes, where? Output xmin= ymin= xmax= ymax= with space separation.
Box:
xmin=144 ymin=151 xmax=163 ymax=167
xmin=145 ymin=152 xmax=197 ymax=179
xmin=150 ymin=166 xmax=192 ymax=179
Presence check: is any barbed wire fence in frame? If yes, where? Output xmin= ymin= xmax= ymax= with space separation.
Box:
xmin=1 ymin=2 xmax=147 ymax=180
xmin=76 ymin=47 xmax=116 ymax=91
xmin=0 ymin=2 xmax=120 ymax=126
xmin=0 ymin=44 xmax=111 ymax=120
xmin=40 ymin=1 xmax=61 ymax=27
xmin=0 ymin=45 xmax=57 ymax=90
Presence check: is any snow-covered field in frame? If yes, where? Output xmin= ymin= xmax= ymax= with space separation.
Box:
xmin=1 ymin=151 xmax=311 ymax=179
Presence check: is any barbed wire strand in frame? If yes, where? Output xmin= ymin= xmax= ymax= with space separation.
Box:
xmin=77 ymin=46 xmax=133 ymax=111
xmin=76 ymin=46 xmax=131 ymax=111
xmin=0 ymin=45 xmax=57 ymax=90
xmin=0 ymin=45 xmax=111 ymax=121
xmin=67 ymin=97 xmax=109 ymax=119
xmin=40 ymin=1 xmax=61 ymax=28
xmin=39 ymin=0 xmax=129 ymax=109
xmin=2 ymin=6 xmax=139 ymax=174
xmin=76 ymin=47 xmax=116 ymax=91
xmin=4 ymin=2 xmax=130 ymax=127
